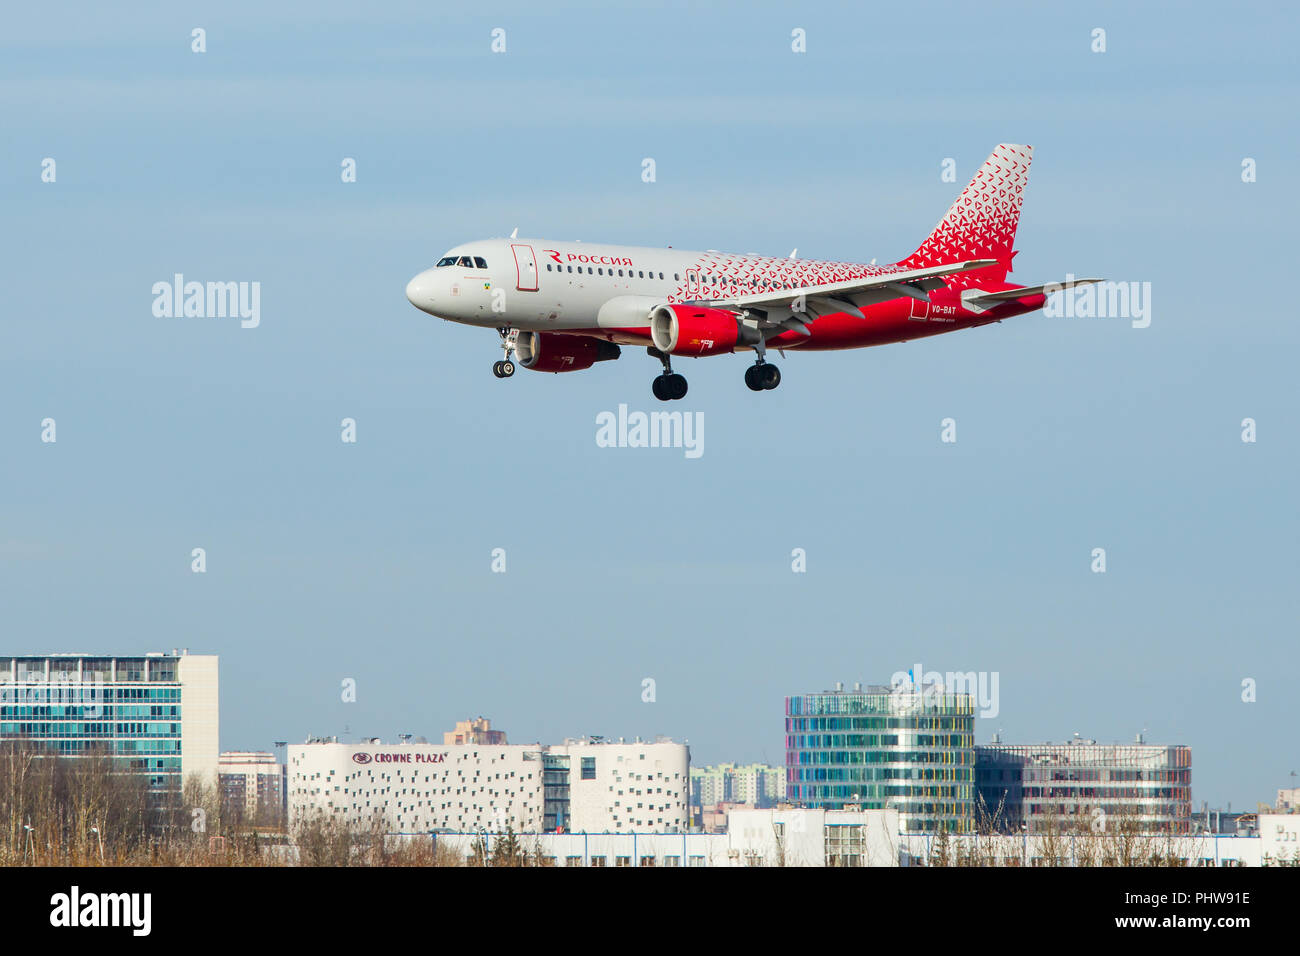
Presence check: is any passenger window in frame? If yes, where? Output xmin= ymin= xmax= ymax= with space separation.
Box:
xmin=673 ymin=274 xmax=678 ymax=281
xmin=567 ymin=266 xmax=573 ymax=273
xmin=546 ymin=264 xmax=552 ymax=271
xmin=618 ymin=269 xmax=624 ymax=277
xmin=638 ymin=271 xmax=644 ymax=278
xmin=659 ymin=272 xmax=664 ymax=279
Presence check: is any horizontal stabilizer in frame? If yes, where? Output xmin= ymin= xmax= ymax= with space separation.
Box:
xmin=961 ymin=277 xmax=1102 ymax=314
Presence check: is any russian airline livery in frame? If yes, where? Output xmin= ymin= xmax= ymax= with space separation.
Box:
xmin=404 ymin=144 xmax=1098 ymax=401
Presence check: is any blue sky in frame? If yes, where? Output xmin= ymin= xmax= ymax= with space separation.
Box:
xmin=2 ymin=1 xmax=1296 ymax=808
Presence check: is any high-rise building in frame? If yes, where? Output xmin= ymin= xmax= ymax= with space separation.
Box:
xmin=786 ymin=682 xmax=975 ymax=834
xmin=443 ymin=717 xmax=507 ymax=746
xmin=974 ymin=736 xmax=1193 ymax=834
xmin=0 ymin=650 xmax=219 ymax=796
xmin=690 ymin=762 xmax=786 ymax=814
xmin=289 ymin=733 xmax=690 ymax=834
xmin=219 ymin=751 xmax=287 ymax=826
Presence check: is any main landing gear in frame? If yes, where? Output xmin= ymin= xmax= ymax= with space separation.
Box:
xmin=648 ymin=347 xmax=687 ymax=402
xmin=745 ymin=361 xmax=780 ymax=391
xmin=745 ymin=337 xmax=781 ymax=391
xmin=492 ymin=327 xmax=516 ymax=378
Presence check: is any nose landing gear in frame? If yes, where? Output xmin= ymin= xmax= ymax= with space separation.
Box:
xmin=493 ymin=327 xmax=516 ymax=378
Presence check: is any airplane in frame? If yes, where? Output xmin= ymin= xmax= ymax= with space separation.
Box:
xmin=404 ymin=143 xmax=1098 ymax=401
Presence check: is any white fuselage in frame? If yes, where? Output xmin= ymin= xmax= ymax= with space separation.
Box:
xmin=404 ymin=237 xmax=891 ymax=337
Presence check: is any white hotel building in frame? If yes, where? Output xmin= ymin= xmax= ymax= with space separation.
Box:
xmin=289 ymin=735 xmax=689 ymax=834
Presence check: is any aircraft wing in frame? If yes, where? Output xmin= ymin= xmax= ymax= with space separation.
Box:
xmin=698 ymin=259 xmax=999 ymax=313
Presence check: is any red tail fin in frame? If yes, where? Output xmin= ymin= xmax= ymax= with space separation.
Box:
xmin=901 ymin=143 xmax=1032 ymax=288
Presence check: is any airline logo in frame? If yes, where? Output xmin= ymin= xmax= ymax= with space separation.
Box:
xmin=544 ymin=249 xmax=633 ymax=266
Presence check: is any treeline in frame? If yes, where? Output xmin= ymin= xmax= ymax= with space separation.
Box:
xmin=0 ymin=742 xmax=479 ymax=866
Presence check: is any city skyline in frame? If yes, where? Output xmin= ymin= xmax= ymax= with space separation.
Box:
xmin=3 ymin=2 xmax=1296 ymax=813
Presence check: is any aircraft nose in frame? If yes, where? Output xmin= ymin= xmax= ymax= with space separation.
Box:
xmin=405 ymin=270 xmax=437 ymax=312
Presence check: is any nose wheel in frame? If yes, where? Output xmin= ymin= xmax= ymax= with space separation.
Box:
xmin=745 ymin=361 xmax=780 ymax=391
xmin=493 ymin=327 xmax=517 ymax=379
xmin=648 ymin=346 xmax=687 ymax=401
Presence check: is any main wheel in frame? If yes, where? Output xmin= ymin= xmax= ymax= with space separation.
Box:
xmin=652 ymin=375 xmax=668 ymax=401
xmin=760 ymin=363 xmax=780 ymax=389
xmin=500 ymin=360 xmax=515 ymax=377
xmin=667 ymin=373 xmax=688 ymax=400
xmin=745 ymin=365 xmax=764 ymax=391
xmin=492 ymin=361 xmax=503 ymax=378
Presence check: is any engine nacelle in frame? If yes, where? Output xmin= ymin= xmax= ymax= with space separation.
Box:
xmin=515 ymin=332 xmax=621 ymax=373
xmin=649 ymin=304 xmax=741 ymax=357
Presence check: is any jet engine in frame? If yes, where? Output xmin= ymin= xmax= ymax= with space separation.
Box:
xmin=649 ymin=304 xmax=743 ymax=357
xmin=514 ymin=332 xmax=621 ymax=373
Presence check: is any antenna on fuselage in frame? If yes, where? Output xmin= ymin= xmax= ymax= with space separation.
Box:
xmin=510 ymin=227 xmax=518 ymax=239
xmin=789 ymin=248 xmax=798 ymax=259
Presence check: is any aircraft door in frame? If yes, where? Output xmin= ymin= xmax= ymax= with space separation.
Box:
xmin=512 ymin=244 xmax=539 ymax=292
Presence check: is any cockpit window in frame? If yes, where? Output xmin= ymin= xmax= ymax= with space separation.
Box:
xmin=474 ymin=256 xmax=487 ymax=268
xmin=436 ymin=256 xmax=457 ymax=267
xmin=457 ymin=256 xmax=474 ymax=267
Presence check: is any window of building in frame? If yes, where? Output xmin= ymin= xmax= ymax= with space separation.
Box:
xmin=581 ymin=757 xmax=596 ymax=780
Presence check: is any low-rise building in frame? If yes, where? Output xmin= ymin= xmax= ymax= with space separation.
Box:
xmin=289 ymin=733 xmax=689 ymax=835
xmin=975 ymin=735 xmax=1192 ymax=834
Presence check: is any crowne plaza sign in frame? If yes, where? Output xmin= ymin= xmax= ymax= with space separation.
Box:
xmin=352 ymin=751 xmax=447 ymax=765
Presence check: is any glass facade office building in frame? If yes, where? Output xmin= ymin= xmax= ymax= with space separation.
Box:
xmin=786 ymin=685 xmax=975 ymax=834
xmin=975 ymin=740 xmax=1193 ymax=834
xmin=0 ymin=652 xmax=219 ymax=796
